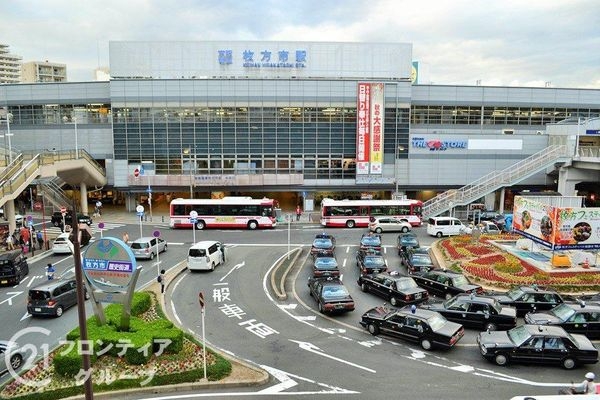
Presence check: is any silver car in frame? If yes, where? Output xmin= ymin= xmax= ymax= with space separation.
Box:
xmin=130 ymin=237 xmax=168 ymax=260
xmin=0 ymin=340 xmax=23 ymax=374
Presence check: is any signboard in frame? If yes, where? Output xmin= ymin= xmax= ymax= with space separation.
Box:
xmin=369 ymin=83 xmax=384 ymax=174
xmin=82 ymin=238 xmax=138 ymax=296
xmin=513 ymin=196 xmax=600 ymax=250
xmin=356 ymin=83 xmax=370 ymax=175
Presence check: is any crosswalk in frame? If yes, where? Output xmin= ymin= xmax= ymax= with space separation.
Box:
xmin=40 ymin=222 xmax=128 ymax=238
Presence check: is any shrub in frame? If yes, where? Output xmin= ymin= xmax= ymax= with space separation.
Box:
xmin=131 ymin=292 xmax=152 ymax=316
xmin=54 ymin=343 xmax=97 ymax=378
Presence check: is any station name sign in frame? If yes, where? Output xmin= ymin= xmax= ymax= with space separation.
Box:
xmin=218 ymin=49 xmax=307 ymax=69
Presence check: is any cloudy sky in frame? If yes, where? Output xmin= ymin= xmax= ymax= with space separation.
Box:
xmin=3 ymin=0 xmax=599 ymax=88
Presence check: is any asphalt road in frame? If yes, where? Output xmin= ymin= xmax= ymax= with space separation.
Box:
xmin=1 ymin=222 xmax=598 ymax=399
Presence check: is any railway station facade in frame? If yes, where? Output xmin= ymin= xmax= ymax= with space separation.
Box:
xmin=1 ymin=41 xmax=599 ymax=211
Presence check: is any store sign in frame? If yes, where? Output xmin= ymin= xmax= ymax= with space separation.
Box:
xmin=586 ymin=129 xmax=600 ymax=135
xmin=512 ymin=196 xmax=600 ymax=250
xmin=218 ymin=48 xmax=307 ymax=68
xmin=411 ymin=137 xmax=468 ymax=151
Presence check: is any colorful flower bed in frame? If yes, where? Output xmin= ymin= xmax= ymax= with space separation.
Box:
xmin=438 ymin=234 xmax=600 ymax=291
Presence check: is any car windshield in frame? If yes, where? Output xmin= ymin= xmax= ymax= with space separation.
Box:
xmin=313 ymin=239 xmax=333 ymax=248
xmin=131 ymin=242 xmax=148 ymax=249
xmin=189 ymin=249 xmax=206 ymax=257
xmin=451 ymin=276 xmax=470 ymax=287
xmin=322 ymin=285 xmax=350 ymax=299
xmin=550 ymin=304 xmax=576 ymax=321
xmin=396 ymin=278 xmax=418 ymax=290
xmin=364 ymin=256 xmax=385 ymax=267
xmin=506 ymin=287 xmax=526 ymax=301
xmin=314 ymin=257 xmax=338 ymax=269
xmin=401 ymin=237 xmax=419 ymax=246
xmin=411 ymin=255 xmax=432 ymax=266
xmin=427 ymin=314 xmax=448 ymax=331
xmin=29 ymin=290 xmax=50 ymax=301
xmin=361 ymin=236 xmax=381 ymax=246
xmin=507 ymin=325 xmax=531 ymax=346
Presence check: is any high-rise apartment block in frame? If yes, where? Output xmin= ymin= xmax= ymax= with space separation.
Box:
xmin=0 ymin=44 xmax=22 ymax=83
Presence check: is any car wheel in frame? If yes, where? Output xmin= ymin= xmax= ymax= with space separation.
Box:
xmin=9 ymin=353 xmax=23 ymax=370
xmin=445 ymin=293 xmax=453 ymax=300
xmin=55 ymin=306 xmax=64 ymax=317
xmin=375 ymin=227 xmax=382 ymax=233
xmin=248 ymin=220 xmax=258 ymax=230
xmin=361 ymin=283 xmax=368 ymax=293
xmin=484 ymin=323 xmax=497 ymax=332
xmin=494 ymin=353 xmax=509 ymax=366
xmin=420 ymin=339 xmax=432 ymax=350
xmin=211 ymin=262 xmax=215 ymax=272
xmin=196 ymin=220 xmax=206 ymax=230
xmin=401 ymin=227 xmax=409 ymax=233
xmin=436 ymin=232 xmax=443 ymax=238
xmin=84 ymin=290 xmax=90 ymax=300
xmin=318 ymin=302 xmax=325 ymax=314
xmin=149 ymin=252 xmax=155 ymax=260
xmin=368 ymin=323 xmax=380 ymax=335
xmin=346 ymin=220 xmax=355 ymax=228
xmin=562 ymin=357 xmax=576 ymax=370
xmin=163 ymin=244 xmax=168 ymax=252
xmin=390 ymin=296 xmax=398 ymax=306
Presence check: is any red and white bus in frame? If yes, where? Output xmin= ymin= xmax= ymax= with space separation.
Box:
xmin=320 ymin=198 xmax=423 ymax=228
xmin=169 ymin=197 xmax=277 ymax=230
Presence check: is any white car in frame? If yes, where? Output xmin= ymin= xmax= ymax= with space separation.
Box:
xmin=462 ymin=221 xmax=501 ymax=235
xmin=130 ymin=237 xmax=168 ymax=260
xmin=0 ymin=340 xmax=23 ymax=374
xmin=52 ymin=233 xmax=73 ymax=254
xmin=369 ymin=216 xmax=412 ymax=233
xmin=15 ymin=214 xmax=25 ymax=225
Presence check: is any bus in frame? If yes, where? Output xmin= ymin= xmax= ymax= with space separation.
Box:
xmin=169 ymin=197 xmax=277 ymax=230
xmin=320 ymin=198 xmax=423 ymax=228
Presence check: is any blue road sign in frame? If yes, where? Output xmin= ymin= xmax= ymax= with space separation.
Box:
xmin=189 ymin=218 xmax=197 ymax=224
xmin=28 ymin=220 xmax=33 ymax=227
xmin=147 ymin=186 xmax=152 ymax=193
xmin=137 ymin=211 xmax=144 ymax=217
xmin=139 ymin=166 xmax=145 ymax=176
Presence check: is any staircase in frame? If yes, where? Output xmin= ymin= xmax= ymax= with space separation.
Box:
xmin=422 ymin=145 xmax=570 ymax=218
xmin=33 ymin=176 xmax=72 ymax=210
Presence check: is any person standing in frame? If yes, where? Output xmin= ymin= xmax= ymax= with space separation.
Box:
xmin=122 ymin=231 xmax=129 ymax=244
xmin=36 ymin=230 xmax=44 ymax=250
xmin=220 ymin=243 xmax=226 ymax=263
xmin=6 ymin=234 xmax=15 ymax=250
xmin=46 ymin=264 xmax=55 ymax=280
xmin=296 ymin=205 xmax=302 ymax=221
xmin=158 ymin=269 xmax=165 ymax=294
xmin=95 ymin=200 xmax=102 ymax=216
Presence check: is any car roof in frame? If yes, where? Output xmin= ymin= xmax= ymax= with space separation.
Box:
xmin=56 ymin=232 xmax=71 ymax=239
xmin=454 ymin=294 xmax=497 ymax=305
xmin=518 ymin=285 xmax=557 ymax=294
xmin=523 ymin=324 xmax=569 ymax=336
xmin=189 ymin=240 xmax=220 ymax=248
xmin=311 ymin=277 xmax=343 ymax=285
xmin=562 ymin=302 xmax=600 ymax=312
xmin=398 ymin=306 xmax=439 ymax=319
xmin=315 ymin=233 xmax=333 ymax=239
xmin=0 ymin=250 xmax=23 ymax=261
xmin=427 ymin=270 xmax=462 ymax=277
xmin=29 ymin=278 xmax=75 ymax=291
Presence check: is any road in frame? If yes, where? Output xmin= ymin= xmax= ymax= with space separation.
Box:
xmin=1 ymin=222 xmax=597 ymax=398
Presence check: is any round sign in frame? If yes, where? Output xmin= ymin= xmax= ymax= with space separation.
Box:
xmin=33 ymin=202 xmax=43 ymax=211
xmin=134 ymin=168 xmax=140 ymax=178
xmin=98 ymin=222 xmax=105 ymax=229
xmin=153 ymin=230 xmax=161 ymax=238
xmin=26 ymin=215 xmax=33 ymax=221
xmin=60 ymin=206 xmax=67 ymax=213
xmin=190 ymin=210 xmax=198 ymax=219
xmin=136 ymin=205 xmax=144 ymax=213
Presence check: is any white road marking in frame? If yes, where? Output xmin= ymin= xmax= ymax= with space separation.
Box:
xmin=15 ymin=276 xmax=29 ymax=287
xmin=293 ymin=315 xmax=317 ymax=321
xmin=27 ymin=275 xmax=41 ymax=287
xmin=20 ymin=312 xmax=31 ymax=321
xmin=345 ymin=246 xmax=350 ymax=253
xmin=219 ymin=261 xmax=245 ymax=282
xmin=290 ymin=339 xmax=376 ymax=373
xmin=0 ymin=291 xmax=23 ymax=306
xmin=278 ymin=304 xmax=298 ymax=310
xmin=342 ymin=258 xmax=347 ymax=268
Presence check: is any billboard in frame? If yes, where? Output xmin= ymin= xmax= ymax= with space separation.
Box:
xmin=356 ymin=83 xmax=371 ymax=175
xmin=513 ymin=196 xmax=600 ymax=250
xmin=369 ymin=83 xmax=384 ymax=174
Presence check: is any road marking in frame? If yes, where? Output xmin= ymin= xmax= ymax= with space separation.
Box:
xmin=27 ymin=275 xmax=41 ymax=287
xmin=345 ymin=246 xmax=350 ymax=253
xmin=0 ymin=291 xmax=23 ymax=306
xmin=289 ymin=339 xmax=376 ymax=373
xmin=342 ymin=258 xmax=347 ymax=268
xmin=14 ymin=276 xmax=29 ymax=287
xmin=293 ymin=315 xmax=317 ymax=321
xmin=20 ymin=312 xmax=31 ymax=321
xmin=278 ymin=304 xmax=298 ymax=310
xmin=219 ymin=261 xmax=245 ymax=282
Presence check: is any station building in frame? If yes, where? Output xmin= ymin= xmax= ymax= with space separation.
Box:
xmin=1 ymin=41 xmax=599 ymax=212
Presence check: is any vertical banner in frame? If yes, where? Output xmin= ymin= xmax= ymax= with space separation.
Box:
xmin=369 ymin=83 xmax=384 ymax=174
xmin=356 ymin=83 xmax=370 ymax=175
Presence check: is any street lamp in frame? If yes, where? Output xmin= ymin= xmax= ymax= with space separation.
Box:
xmin=183 ymin=148 xmax=195 ymax=199
xmin=0 ymin=112 xmax=13 ymax=163
xmin=63 ymin=115 xmax=78 ymax=158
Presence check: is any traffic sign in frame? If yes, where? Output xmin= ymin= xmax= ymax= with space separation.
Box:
xmin=33 ymin=202 xmax=42 ymax=211
xmin=28 ymin=220 xmax=33 ymax=227
xmin=198 ymin=291 xmax=205 ymax=309
xmin=139 ymin=166 xmax=145 ymax=176
xmin=133 ymin=168 xmax=140 ymax=178
xmin=189 ymin=218 xmax=197 ymax=224
xmin=190 ymin=210 xmax=198 ymax=219
xmin=98 ymin=222 xmax=105 ymax=229
xmin=153 ymin=230 xmax=160 ymax=238
xmin=147 ymin=186 xmax=152 ymax=193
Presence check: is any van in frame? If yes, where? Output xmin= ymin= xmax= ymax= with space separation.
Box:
xmin=0 ymin=250 xmax=29 ymax=286
xmin=27 ymin=278 xmax=89 ymax=317
xmin=427 ymin=217 xmax=466 ymax=237
xmin=187 ymin=240 xmax=223 ymax=271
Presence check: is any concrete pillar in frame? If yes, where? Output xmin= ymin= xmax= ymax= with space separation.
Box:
xmin=499 ymin=189 xmax=506 ymax=214
xmin=5 ymin=200 xmax=16 ymax=234
xmin=79 ymin=182 xmax=88 ymax=215
xmin=484 ymin=193 xmax=495 ymax=211
xmin=558 ymin=168 xmax=580 ymax=196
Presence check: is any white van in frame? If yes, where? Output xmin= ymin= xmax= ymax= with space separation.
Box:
xmin=427 ymin=217 xmax=466 ymax=237
xmin=187 ymin=241 xmax=223 ymax=271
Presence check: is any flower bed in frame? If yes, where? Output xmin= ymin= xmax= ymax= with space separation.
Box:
xmin=437 ymin=234 xmax=600 ymax=291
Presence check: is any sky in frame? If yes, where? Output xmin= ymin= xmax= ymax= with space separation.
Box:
xmin=2 ymin=0 xmax=599 ymax=88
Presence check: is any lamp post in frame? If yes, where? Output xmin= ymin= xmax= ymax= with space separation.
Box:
xmin=1 ymin=112 xmax=13 ymax=164
xmin=183 ymin=148 xmax=194 ymax=199
xmin=63 ymin=115 xmax=78 ymax=158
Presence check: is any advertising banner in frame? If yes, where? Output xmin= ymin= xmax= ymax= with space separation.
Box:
xmin=369 ymin=83 xmax=384 ymax=174
xmin=513 ymin=196 xmax=600 ymax=250
xmin=356 ymin=83 xmax=370 ymax=175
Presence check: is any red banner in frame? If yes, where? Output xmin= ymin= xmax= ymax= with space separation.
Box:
xmin=356 ymin=83 xmax=371 ymax=175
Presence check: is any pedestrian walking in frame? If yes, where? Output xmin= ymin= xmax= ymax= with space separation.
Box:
xmin=122 ymin=231 xmax=129 ymax=244
xmin=46 ymin=263 xmax=55 ymax=280
xmin=5 ymin=234 xmax=15 ymax=250
xmin=296 ymin=205 xmax=302 ymax=221
xmin=220 ymin=243 xmax=226 ymax=263
xmin=36 ymin=230 xmax=43 ymax=250
xmin=95 ymin=200 xmax=102 ymax=216
xmin=157 ymin=269 xmax=165 ymax=294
